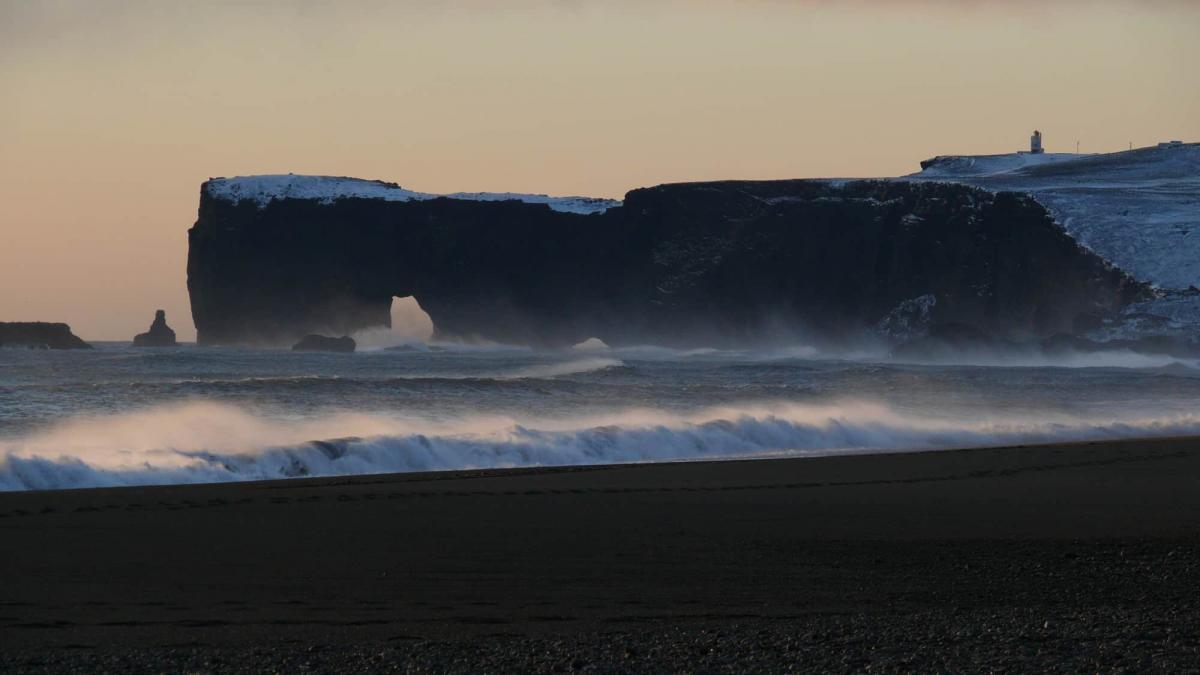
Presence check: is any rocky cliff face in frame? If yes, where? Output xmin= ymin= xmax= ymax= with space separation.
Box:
xmin=188 ymin=177 xmax=1147 ymax=349
xmin=0 ymin=323 xmax=92 ymax=349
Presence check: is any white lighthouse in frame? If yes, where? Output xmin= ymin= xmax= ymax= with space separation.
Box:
xmin=1030 ymin=130 xmax=1044 ymax=154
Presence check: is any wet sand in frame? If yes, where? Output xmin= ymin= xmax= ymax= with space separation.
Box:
xmin=3 ymin=438 xmax=1200 ymax=672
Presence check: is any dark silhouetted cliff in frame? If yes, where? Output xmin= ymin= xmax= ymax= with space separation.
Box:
xmin=188 ymin=178 xmax=1148 ymax=349
xmin=0 ymin=323 xmax=92 ymax=349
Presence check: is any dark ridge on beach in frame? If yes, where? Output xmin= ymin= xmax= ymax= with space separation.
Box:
xmin=3 ymin=438 xmax=1200 ymax=672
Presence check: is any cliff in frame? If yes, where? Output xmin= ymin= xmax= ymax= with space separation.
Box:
xmin=0 ymin=323 xmax=92 ymax=350
xmin=188 ymin=176 xmax=1146 ymax=349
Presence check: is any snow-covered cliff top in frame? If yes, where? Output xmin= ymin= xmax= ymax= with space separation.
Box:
xmin=916 ymin=152 xmax=1082 ymax=177
xmin=204 ymin=174 xmax=621 ymax=215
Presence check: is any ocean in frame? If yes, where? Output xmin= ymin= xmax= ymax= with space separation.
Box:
xmin=3 ymin=342 xmax=1200 ymax=491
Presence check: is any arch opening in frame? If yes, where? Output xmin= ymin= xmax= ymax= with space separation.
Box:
xmin=349 ymin=296 xmax=434 ymax=350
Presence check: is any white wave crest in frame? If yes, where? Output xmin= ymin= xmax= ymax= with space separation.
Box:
xmin=497 ymin=357 xmax=623 ymax=380
xmin=3 ymin=400 xmax=1200 ymax=492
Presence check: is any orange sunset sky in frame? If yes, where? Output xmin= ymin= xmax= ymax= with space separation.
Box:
xmin=2 ymin=0 xmax=1198 ymax=341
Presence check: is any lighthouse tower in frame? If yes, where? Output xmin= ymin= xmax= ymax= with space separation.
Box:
xmin=1030 ymin=130 xmax=1044 ymax=154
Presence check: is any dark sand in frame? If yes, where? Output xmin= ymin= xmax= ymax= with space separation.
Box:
xmin=3 ymin=438 xmax=1200 ymax=672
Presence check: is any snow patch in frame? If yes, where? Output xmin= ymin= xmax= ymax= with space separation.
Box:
xmin=877 ymin=294 xmax=936 ymax=342
xmin=204 ymin=174 xmax=621 ymax=215
xmin=1089 ymin=292 xmax=1200 ymax=342
xmin=917 ymin=152 xmax=1080 ymax=178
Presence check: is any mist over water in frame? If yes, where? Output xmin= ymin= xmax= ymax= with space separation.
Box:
xmin=3 ymin=340 xmax=1200 ymax=491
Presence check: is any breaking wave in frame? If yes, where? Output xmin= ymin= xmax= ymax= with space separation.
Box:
xmin=3 ymin=400 xmax=1199 ymax=492
xmin=137 ymin=358 xmax=624 ymax=388
xmin=495 ymin=357 xmax=624 ymax=380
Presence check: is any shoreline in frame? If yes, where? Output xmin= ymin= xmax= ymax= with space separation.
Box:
xmin=3 ymin=435 xmax=1199 ymax=671
xmin=8 ymin=432 xmax=1200 ymax=498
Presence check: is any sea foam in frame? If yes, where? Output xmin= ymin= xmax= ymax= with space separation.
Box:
xmin=3 ymin=400 xmax=1199 ymax=492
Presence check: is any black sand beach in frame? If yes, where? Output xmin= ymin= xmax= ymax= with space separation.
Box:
xmin=3 ymin=438 xmax=1200 ymax=672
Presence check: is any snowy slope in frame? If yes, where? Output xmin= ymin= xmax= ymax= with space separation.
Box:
xmin=903 ymin=143 xmax=1200 ymax=339
xmin=204 ymin=174 xmax=621 ymax=215
xmin=905 ymin=144 xmax=1200 ymax=290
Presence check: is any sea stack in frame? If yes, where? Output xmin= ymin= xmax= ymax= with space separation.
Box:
xmin=291 ymin=334 xmax=356 ymax=353
xmin=133 ymin=310 xmax=178 ymax=347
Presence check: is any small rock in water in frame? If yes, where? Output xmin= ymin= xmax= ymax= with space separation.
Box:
xmin=292 ymin=334 xmax=356 ymax=352
xmin=133 ymin=309 xmax=178 ymax=347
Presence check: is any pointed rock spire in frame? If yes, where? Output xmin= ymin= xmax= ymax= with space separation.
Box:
xmin=133 ymin=309 xmax=178 ymax=347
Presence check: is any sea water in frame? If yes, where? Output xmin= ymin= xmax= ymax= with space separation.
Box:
xmin=3 ymin=342 xmax=1200 ymax=491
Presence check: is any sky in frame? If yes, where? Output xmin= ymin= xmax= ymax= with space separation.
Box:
xmin=1 ymin=0 xmax=1198 ymax=341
